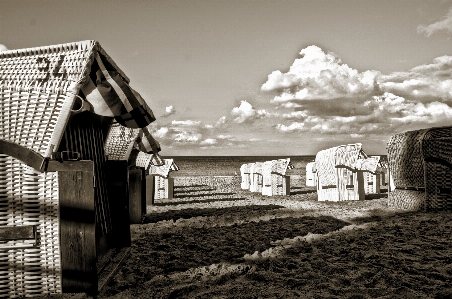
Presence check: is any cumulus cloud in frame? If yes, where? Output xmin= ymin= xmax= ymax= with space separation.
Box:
xmin=0 ymin=44 xmax=7 ymax=52
xmin=263 ymin=44 xmax=452 ymax=139
xmin=380 ymin=55 xmax=452 ymax=101
xmin=161 ymin=105 xmax=176 ymax=117
xmin=261 ymin=45 xmax=381 ymax=106
xmin=418 ymin=7 xmax=452 ymax=37
xmin=231 ymin=100 xmax=270 ymax=123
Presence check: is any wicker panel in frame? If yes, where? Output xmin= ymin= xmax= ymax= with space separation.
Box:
xmin=317 ymin=186 xmax=339 ymax=202
xmin=261 ymin=161 xmax=272 ymax=196
xmin=425 ymin=161 xmax=452 ymax=211
xmin=104 ymin=124 xmax=139 ymax=161
xmin=387 ymin=130 xmax=425 ymax=189
xmin=135 ymin=152 xmax=151 ymax=169
xmin=0 ymin=154 xmax=61 ymax=298
xmin=388 ymin=189 xmax=424 ymax=211
xmin=315 ymin=147 xmax=337 ymax=186
xmin=153 ymin=176 xmax=168 ymax=200
xmin=271 ymin=174 xmax=284 ymax=196
xmin=149 ymin=159 xmax=178 ymax=178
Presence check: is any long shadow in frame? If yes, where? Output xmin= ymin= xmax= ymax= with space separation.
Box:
xmin=290 ymin=190 xmax=317 ymax=195
xmin=152 ymin=197 xmax=247 ymax=207
xmin=143 ymin=204 xmax=285 ymax=223
xmin=173 ymin=187 xmax=216 ymax=194
xmin=173 ymin=184 xmax=210 ymax=189
xmin=365 ymin=193 xmax=388 ymax=200
xmin=173 ymin=192 xmax=236 ymax=199
xmin=132 ymin=215 xmax=350 ymax=279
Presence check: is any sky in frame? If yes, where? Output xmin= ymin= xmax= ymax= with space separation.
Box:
xmin=1 ymin=0 xmax=452 ymax=156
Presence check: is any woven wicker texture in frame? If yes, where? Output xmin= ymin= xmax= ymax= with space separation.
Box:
xmin=104 ymin=123 xmax=139 ymax=161
xmin=388 ymin=189 xmax=424 ymax=211
xmin=0 ymin=154 xmax=61 ymax=297
xmin=135 ymin=152 xmax=152 ymax=169
xmin=387 ymin=130 xmax=426 ymax=188
xmin=153 ymin=175 xmax=168 ymax=200
xmin=425 ymin=160 xmax=452 ymax=211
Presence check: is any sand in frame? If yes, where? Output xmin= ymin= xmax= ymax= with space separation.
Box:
xmin=37 ymin=176 xmax=452 ymax=299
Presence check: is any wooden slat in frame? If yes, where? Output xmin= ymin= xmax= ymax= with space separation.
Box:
xmin=0 ymin=225 xmax=36 ymax=241
xmin=129 ymin=168 xmax=144 ymax=224
xmin=59 ymin=162 xmax=97 ymax=295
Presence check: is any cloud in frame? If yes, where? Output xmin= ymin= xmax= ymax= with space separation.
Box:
xmin=261 ymin=45 xmax=381 ymax=106
xmin=161 ymin=105 xmax=176 ymax=117
xmin=0 ymin=44 xmax=7 ymax=52
xmin=417 ymin=7 xmax=452 ymax=37
xmin=231 ymin=100 xmax=270 ymax=123
xmin=380 ymin=55 xmax=452 ymax=101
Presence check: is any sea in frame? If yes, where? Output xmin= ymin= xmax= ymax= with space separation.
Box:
xmin=161 ymin=156 xmax=316 ymax=177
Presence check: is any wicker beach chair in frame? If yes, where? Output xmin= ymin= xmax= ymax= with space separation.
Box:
xmin=0 ymin=40 xmax=159 ymax=296
xmin=387 ymin=126 xmax=452 ymax=211
xmin=315 ymin=143 xmax=378 ymax=201
xmin=148 ymin=158 xmax=179 ymax=200
xmin=249 ymin=162 xmax=263 ymax=193
xmin=262 ymin=158 xmax=293 ymax=196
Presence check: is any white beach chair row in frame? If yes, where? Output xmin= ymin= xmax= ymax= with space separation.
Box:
xmin=240 ymin=158 xmax=294 ymax=196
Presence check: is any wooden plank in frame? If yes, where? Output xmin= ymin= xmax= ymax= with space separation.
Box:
xmin=0 ymin=225 xmax=35 ymax=241
xmin=59 ymin=164 xmax=97 ymax=295
xmin=356 ymin=170 xmax=365 ymax=200
xmin=284 ymin=176 xmax=290 ymax=196
xmin=129 ymin=168 xmax=143 ymax=224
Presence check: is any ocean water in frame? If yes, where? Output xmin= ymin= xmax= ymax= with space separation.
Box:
xmin=162 ymin=156 xmax=316 ymax=177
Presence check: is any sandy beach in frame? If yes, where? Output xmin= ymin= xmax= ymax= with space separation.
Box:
xmin=35 ymin=175 xmax=452 ymax=299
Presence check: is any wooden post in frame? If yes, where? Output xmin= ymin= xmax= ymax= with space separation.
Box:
xmin=146 ymin=174 xmax=155 ymax=206
xmin=284 ymin=175 xmax=290 ymax=195
xmin=128 ymin=168 xmax=144 ymax=224
xmin=57 ymin=161 xmax=97 ymax=295
xmin=356 ymin=170 xmax=365 ymax=200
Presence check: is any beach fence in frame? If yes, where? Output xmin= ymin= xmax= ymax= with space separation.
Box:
xmin=305 ymin=161 xmax=317 ymax=187
xmin=315 ymin=143 xmax=383 ymax=201
xmin=0 ymin=40 xmax=160 ymax=296
xmin=387 ymin=126 xmax=452 ymax=211
xmin=262 ymin=158 xmax=294 ymax=196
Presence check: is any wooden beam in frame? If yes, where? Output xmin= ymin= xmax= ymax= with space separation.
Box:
xmin=129 ymin=168 xmax=144 ymax=224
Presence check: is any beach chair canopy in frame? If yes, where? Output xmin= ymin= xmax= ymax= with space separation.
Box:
xmin=148 ymin=158 xmax=179 ymax=178
xmin=271 ymin=158 xmax=294 ymax=175
xmin=0 ymin=40 xmax=157 ymax=162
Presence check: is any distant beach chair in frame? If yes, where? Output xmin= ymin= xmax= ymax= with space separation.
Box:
xmin=387 ymin=126 xmax=452 ymax=211
xmin=249 ymin=162 xmax=264 ymax=193
xmin=315 ymin=143 xmax=380 ymax=201
xmin=147 ymin=158 xmax=179 ymax=201
xmin=262 ymin=158 xmax=294 ymax=196
xmin=240 ymin=163 xmax=251 ymax=190
xmin=305 ymin=161 xmax=317 ymax=187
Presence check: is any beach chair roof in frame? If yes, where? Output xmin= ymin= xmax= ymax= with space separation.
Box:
xmin=0 ymin=40 xmax=157 ymax=159
xmin=271 ymin=158 xmax=294 ymax=175
xmin=240 ymin=163 xmax=250 ymax=173
xmin=250 ymin=162 xmax=263 ymax=174
xmin=315 ymin=143 xmax=366 ymax=185
xmin=387 ymin=125 xmax=452 ymax=189
xmin=149 ymin=158 xmax=179 ymax=177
